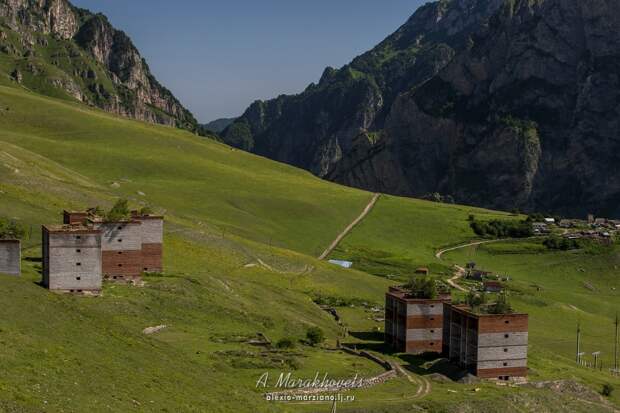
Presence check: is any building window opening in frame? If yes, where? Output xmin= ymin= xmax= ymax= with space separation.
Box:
xmin=76 ymin=276 xmax=81 ymax=281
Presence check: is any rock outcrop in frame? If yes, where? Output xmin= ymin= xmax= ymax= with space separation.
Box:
xmin=225 ymin=0 xmax=620 ymax=217
xmin=0 ymin=0 xmax=198 ymax=131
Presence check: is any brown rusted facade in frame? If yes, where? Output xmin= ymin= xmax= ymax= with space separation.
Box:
xmin=444 ymin=304 xmax=528 ymax=380
xmin=385 ymin=286 xmax=451 ymax=354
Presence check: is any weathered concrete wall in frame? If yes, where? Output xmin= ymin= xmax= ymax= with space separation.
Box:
xmin=0 ymin=240 xmax=20 ymax=275
xmin=139 ymin=218 xmax=163 ymax=244
xmin=407 ymin=303 xmax=444 ymax=316
xmin=406 ymin=328 xmax=442 ymax=341
xmin=96 ymin=222 xmax=142 ymax=251
xmin=45 ymin=231 xmax=102 ymax=292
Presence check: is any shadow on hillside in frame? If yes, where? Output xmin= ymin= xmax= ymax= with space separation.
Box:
xmin=343 ymin=341 xmax=394 ymax=354
xmin=348 ymin=331 xmax=384 ymax=341
xmin=398 ymin=354 xmax=469 ymax=381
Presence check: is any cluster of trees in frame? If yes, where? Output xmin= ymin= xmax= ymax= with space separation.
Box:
xmin=405 ymin=276 xmax=438 ymax=299
xmin=0 ymin=217 xmax=25 ymax=240
xmin=543 ymin=236 xmax=581 ymax=251
xmin=469 ymin=217 xmax=533 ymax=238
xmin=466 ymin=291 xmax=513 ymax=314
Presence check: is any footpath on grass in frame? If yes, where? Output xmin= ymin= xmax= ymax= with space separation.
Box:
xmin=318 ymin=193 xmax=380 ymax=260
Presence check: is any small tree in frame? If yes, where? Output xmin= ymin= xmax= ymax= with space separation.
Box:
xmin=488 ymin=292 xmax=513 ymax=315
xmin=466 ymin=290 xmax=486 ymax=309
xmin=306 ymin=327 xmax=325 ymax=346
xmin=405 ymin=276 xmax=437 ymax=299
xmin=139 ymin=206 xmax=153 ymax=216
xmin=106 ymin=199 xmax=131 ymax=222
xmin=276 ymin=337 xmax=296 ymax=350
xmin=0 ymin=218 xmax=25 ymax=239
xmin=603 ymin=383 xmax=614 ymax=397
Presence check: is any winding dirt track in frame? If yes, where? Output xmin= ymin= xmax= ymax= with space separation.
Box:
xmin=318 ymin=193 xmax=381 ymax=260
xmin=435 ymin=239 xmax=508 ymax=292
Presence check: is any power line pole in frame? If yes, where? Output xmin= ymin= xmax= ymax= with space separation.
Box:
xmin=576 ymin=322 xmax=581 ymax=364
xmin=615 ymin=313 xmax=619 ymax=371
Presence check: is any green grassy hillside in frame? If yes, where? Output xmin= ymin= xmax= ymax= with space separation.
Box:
xmin=0 ymin=83 xmax=617 ymax=412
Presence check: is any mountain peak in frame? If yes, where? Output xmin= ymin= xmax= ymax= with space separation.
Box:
xmin=0 ymin=0 xmax=199 ymax=132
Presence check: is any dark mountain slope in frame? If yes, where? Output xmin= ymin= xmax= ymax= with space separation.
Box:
xmin=223 ymin=0 xmax=504 ymax=175
xmin=0 ymin=0 xmax=198 ymax=131
xmin=332 ymin=0 xmax=620 ymax=217
xmin=226 ymin=0 xmax=620 ymax=217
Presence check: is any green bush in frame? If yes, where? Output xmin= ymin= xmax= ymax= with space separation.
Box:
xmin=405 ymin=276 xmax=437 ymax=299
xmin=487 ymin=292 xmax=513 ymax=315
xmin=106 ymin=199 xmax=130 ymax=222
xmin=602 ymin=383 xmax=614 ymax=397
xmin=306 ymin=327 xmax=325 ymax=346
xmin=0 ymin=217 xmax=25 ymax=239
xmin=470 ymin=219 xmax=532 ymax=239
xmin=276 ymin=338 xmax=296 ymax=350
xmin=543 ymin=236 xmax=580 ymax=251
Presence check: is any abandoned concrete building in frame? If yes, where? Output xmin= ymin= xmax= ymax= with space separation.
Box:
xmin=41 ymin=209 xmax=164 ymax=293
xmin=444 ymin=304 xmax=529 ymax=380
xmin=384 ymin=286 xmax=452 ymax=354
xmin=0 ymin=239 xmax=21 ymax=276
xmin=384 ymin=284 xmax=529 ymax=380
xmin=42 ymin=225 xmax=102 ymax=294
xmin=62 ymin=210 xmax=164 ymax=282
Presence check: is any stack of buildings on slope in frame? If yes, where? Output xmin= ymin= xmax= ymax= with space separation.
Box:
xmin=385 ymin=284 xmax=529 ymax=381
xmin=42 ymin=208 xmax=163 ymax=295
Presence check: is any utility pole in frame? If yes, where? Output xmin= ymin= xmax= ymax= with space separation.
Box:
xmin=615 ymin=314 xmax=619 ymax=372
xmin=576 ymin=322 xmax=582 ymax=364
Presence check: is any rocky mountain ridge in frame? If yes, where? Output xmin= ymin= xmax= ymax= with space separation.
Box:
xmin=0 ymin=0 xmax=198 ymax=131
xmin=224 ymin=0 xmax=620 ymax=217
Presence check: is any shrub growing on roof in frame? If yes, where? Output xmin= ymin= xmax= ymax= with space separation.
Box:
xmin=405 ymin=276 xmax=438 ymax=299
xmin=0 ymin=217 xmax=25 ymax=239
xmin=106 ymin=199 xmax=131 ymax=222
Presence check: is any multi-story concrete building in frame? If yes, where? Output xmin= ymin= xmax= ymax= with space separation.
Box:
xmin=0 ymin=239 xmax=20 ymax=276
xmin=385 ymin=286 xmax=451 ymax=354
xmin=444 ymin=304 xmax=528 ymax=380
xmin=61 ymin=209 xmax=164 ymax=281
xmin=42 ymin=225 xmax=102 ymax=294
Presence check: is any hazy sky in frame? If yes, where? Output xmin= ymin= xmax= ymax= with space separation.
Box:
xmin=71 ymin=1 xmax=426 ymax=122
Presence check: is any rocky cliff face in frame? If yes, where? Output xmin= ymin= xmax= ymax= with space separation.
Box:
xmin=0 ymin=0 xmax=198 ymax=131
xmin=226 ymin=0 xmax=620 ymax=217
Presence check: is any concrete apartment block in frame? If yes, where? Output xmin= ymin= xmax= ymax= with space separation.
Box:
xmin=92 ymin=221 xmax=143 ymax=282
xmin=385 ymin=286 xmax=451 ymax=354
xmin=0 ymin=239 xmax=20 ymax=275
xmin=42 ymin=225 xmax=102 ymax=294
xmin=444 ymin=304 xmax=528 ymax=380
